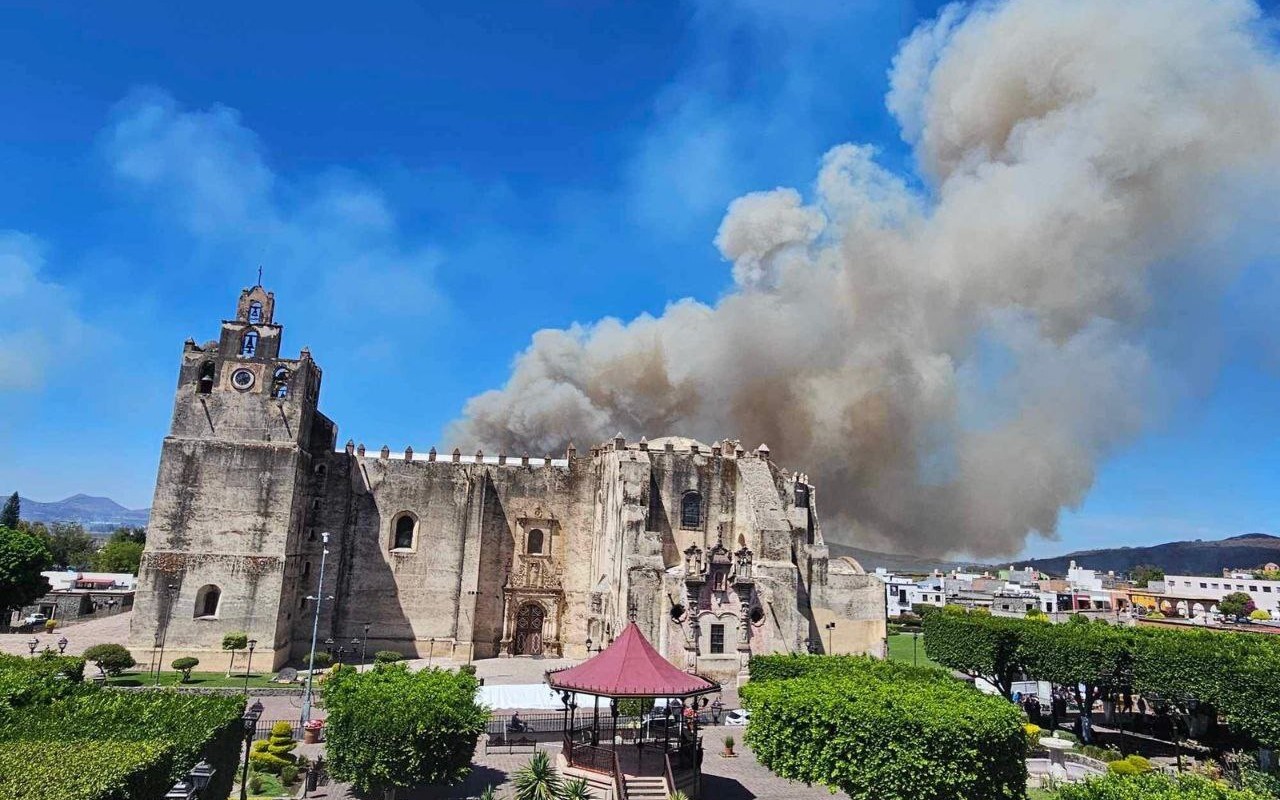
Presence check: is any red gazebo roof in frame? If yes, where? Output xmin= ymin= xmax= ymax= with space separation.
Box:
xmin=547 ymin=622 xmax=720 ymax=698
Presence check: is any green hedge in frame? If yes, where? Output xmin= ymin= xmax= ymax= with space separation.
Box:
xmin=0 ymin=651 xmax=87 ymax=711
xmin=324 ymin=663 xmax=487 ymax=794
xmin=0 ymin=686 xmax=243 ymax=800
xmin=0 ymin=740 xmax=172 ymax=800
xmin=742 ymin=655 xmax=1026 ymax=800
xmin=1055 ymin=772 xmax=1271 ymax=799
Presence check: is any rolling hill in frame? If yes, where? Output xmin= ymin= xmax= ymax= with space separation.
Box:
xmin=18 ymin=494 xmax=150 ymax=531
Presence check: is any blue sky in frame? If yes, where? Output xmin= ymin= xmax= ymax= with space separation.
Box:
xmin=0 ymin=0 xmax=1277 ymax=559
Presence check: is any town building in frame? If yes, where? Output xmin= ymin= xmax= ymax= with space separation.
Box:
xmin=127 ymin=286 xmax=886 ymax=681
xmin=13 ymin=570 xmax=136 ymax=625
xmin=1137 ymin=573 xmax=1280 ymax=619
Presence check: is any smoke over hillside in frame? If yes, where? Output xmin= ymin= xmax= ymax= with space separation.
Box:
xmin=448 ymin=0 xmax=1280 ymax=557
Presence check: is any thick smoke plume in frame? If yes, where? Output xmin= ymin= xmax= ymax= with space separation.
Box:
xmin=449 ymin=0 xmax=1280 ymax=557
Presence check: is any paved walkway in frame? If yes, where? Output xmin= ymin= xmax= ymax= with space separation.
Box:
xmin=309 ymin=728 xmax=838 ymax=799
xmin=0 ymin=612 xmax=132 ymax=656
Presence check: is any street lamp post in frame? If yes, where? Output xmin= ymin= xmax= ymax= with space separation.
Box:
xmin=57 ymin=636 xmax=68 ymax=654
xmin=361 ymin=623 xmax=370 ymax=670
xmin=27 ymin=637 xmax=38 ymax=656
xmin=299 ymin=532 xmax=332 ymax=728
xmin=243 ymin=639 xmax=257 ymax=695
xmin=155 ymin=583 xmax=179 ymax=686
xmin=824 ymin=621 xmax=836 ymax=654
xmin=912 ymin=631 xmax=919 ymax=667
xmin=239 ymin=699 xmax=264 ymax=800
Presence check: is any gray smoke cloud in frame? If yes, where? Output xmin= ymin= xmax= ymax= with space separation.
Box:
xmin=447 ymin=0 xmax=1280 ymax=557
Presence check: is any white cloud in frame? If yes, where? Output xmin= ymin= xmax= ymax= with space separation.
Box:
xmin=0 ymin=233 xmax=90 ymax=391
xmin=103 ymin=88 xmax=443 ymax=317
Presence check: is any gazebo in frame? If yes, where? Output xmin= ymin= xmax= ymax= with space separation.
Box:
xmin=547 ymin=620 xmax=719 ymax=798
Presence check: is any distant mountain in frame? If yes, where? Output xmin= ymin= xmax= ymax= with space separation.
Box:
xmin=828 ymin=532 xmax=1280 ymax=577
xmin=19 ymin=494 xmax=150 ymax=531
xmin=1016 ymin=533 xmax=1280 ymax=577
xmin=826 ymin=542 xmax=984 ymax=574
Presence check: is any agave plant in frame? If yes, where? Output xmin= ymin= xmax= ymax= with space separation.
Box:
xmin=479 ymin=786 xmax=498 ymax=800
xmin=511 ymin=750 xmax=563 ymax=800
xmin=668 ymin=792 xmax=691 ymax=800
xmin=559 ymin=778 xmax=592 ymax=800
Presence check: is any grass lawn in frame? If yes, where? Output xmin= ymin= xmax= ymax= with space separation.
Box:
xmin=886 ymin=632 xmax=943 ymax=670
xmin=1026 ymin=788 xmax=1058 ymax=800
xmin=104 ymin=670 xmax=290 ymax=689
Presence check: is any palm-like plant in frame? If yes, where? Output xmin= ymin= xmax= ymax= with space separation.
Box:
xmin=559 ymin=778 xmax=592 ymax=800
xmin=479 ymin=786 xmax=497 ymax=800
xmin=511 ymin=750 xmax=563 ymax=800
xmin=668 ymin=792 xmax=691 ymax=800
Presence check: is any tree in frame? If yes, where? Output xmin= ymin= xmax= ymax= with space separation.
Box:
xmin=1218 ymin=592 xmax=1255 ymax=622
xmin=0 ymin=526 xmax=52 ymax=618
xmin=32 ymin=523 xmax=96 ymax=570
xmin=922 ymin=608 xmax=1029 ymax=698
xmin=108 ymin=527 xmax=146 ymax=546
xmin=221 ymin=632 xmax=248 ymax=676
xmin=0 ymin=493 xmax=18 ymax=529
xmin=1130 ymin=565 xmax=1165 ymax=588
xmin=93 ymin=538 xmax=143 ymax=574
xmin=171 ymin=657 xmax=199 ymax=683
xmin=511 ymin=750 xmax=563 ymax=800
xmin=1020 ymin=619 xmax=1132 ymax=724
xmin=83 ymin=643 xmax=136 ymax=677
xmin=323 ymin=665 xmax=487 ymax=795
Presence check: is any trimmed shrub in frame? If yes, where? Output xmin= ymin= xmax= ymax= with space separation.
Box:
xmin=742 ymin=654 xmax=1025 ymax=800
xmin=1058 ymin=772 xmax=1270 ymax=799
xmin=373 ymin=649 xmax=405 ymax=664
xmin=1107 ymin=755 xmax=1154 ymax=775
xmin=323 ymin=664 xmax=487 ymax=794
xmin=308 ymin=651 xmax=333 ymax=669
xmin=171 ymin=657 xmax=199 ymax=683
xmin=81 ymin=643 xmax=135 ymax=677
xmin=280 ymin=765 xmax=298 ymax=785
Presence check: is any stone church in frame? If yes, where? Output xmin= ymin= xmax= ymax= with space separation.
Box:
xmin=128 ymin=286 xmax=885 ymax=682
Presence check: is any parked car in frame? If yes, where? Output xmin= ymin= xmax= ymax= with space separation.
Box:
xmin=22 ymin=613 xmax=48 ymax=627
xmin=724 ymin=709 xmax=751 ymax=726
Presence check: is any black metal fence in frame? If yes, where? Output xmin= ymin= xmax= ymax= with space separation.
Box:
xmin=253 ymin=718 xmax=303 ymax=742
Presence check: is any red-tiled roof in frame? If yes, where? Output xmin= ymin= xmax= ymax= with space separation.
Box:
xmin=546 ymin=622 xmax=719 ymax=698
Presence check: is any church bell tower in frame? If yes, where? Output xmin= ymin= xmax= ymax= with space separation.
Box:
xmin=128 ymin=284 xmax=328 ymax=670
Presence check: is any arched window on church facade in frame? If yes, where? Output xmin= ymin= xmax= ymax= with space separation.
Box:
xmin=272 ymin=367 xmax=290 ymax=398
xmin=681 ymin=491 xmax=702 ymax=529
xmin=391 ymin=512 xmax=417 ymax=550
xmin=248 ymin=301 xmax=263 ymax=323
xmin=240 ymin=330 xmax=259 ymax=357
xmin=194 ymin=585 xmax=221 ymax=619
xmin=527 ymin=529 xmax=544 ymax=555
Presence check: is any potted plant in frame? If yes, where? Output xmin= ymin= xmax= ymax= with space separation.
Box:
xmin=303 ymin=718 xmax=324 ymax=744
xmin=722 ymin=734 xmax=736 ymax=757
xmin=44 ymin=619 xmax=58 ymax=634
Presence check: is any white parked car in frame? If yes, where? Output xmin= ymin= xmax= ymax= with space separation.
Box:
xmin=22 ymin=613 xmax=48 ymax=627
xmin=724 ymin=709 xmax=751 ymax=726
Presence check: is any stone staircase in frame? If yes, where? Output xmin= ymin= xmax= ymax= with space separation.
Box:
xmin=623 ymin=775 xmax=669 ymax=800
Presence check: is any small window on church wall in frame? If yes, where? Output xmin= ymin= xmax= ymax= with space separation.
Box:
xmin=681 ymin=492 xmax=702 ymax=529
xmin=527 ymin=529 xmax=544 ymax=555
xmin=241 ymin=330 xmax=259 ymax=357
xmin=710 ymin=623 xmax=725 ymax=654
xmin=197 ymin=361 xmax=215 ymax=394
xmin=194 ymin=585 xmax=221 ymax=619
xmin=392 ymin=514 xmax=416 ymax=550
xmin=248 ymin=301 xmax=263 ymax=324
